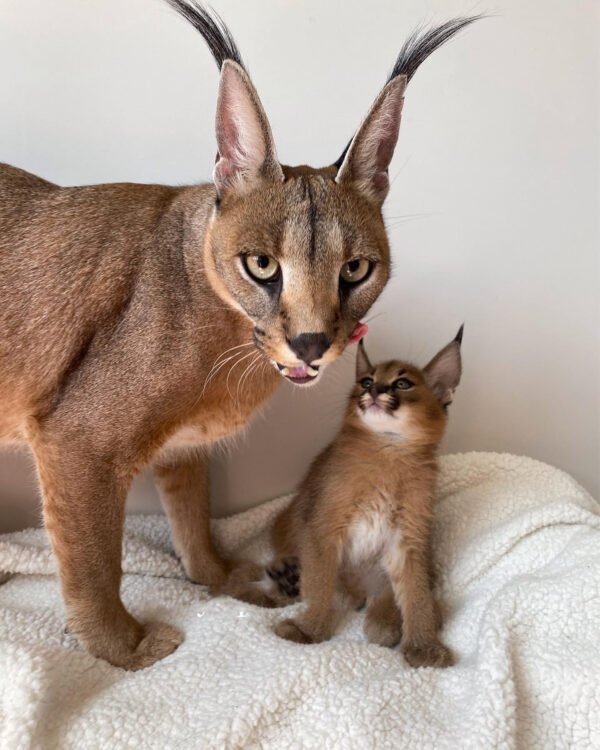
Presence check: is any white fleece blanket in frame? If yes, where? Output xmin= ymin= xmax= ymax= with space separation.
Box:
xmin=0 ymin=452 xmax=599 ymax=750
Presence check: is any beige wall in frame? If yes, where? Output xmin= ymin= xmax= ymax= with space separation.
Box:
xmin=1 ymin=0 xmax=598 ymax=532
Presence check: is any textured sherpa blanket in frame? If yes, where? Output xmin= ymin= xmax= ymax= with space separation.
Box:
xmin=0 ymin=452 xmax=599 ymax=750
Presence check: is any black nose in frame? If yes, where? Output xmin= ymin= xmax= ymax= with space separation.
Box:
xmin=288 ymin=333 xmax=330 ymax=364
xmin=371 ymin=383 xmax=389 ymax=398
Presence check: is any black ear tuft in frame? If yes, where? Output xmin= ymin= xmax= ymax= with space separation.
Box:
xmin=387 ymin=16 xmax=483 ymax=86
xmin=454 ymin=324 xmax=464 ymax=345
xmin=163 ymin=0 xmax=245 ymax=71
xmin=333 ymin=15 xmax=482 ymax=170
xmin=356 ymin=339 xmax=374 ymax=379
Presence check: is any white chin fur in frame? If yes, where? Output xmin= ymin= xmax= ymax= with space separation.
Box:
xmin=358 ymin=405 xmax=411 ymax=438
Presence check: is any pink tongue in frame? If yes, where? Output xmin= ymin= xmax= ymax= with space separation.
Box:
xmin=347 ymin=322 xmax=369 ymax=345
xmin=288 ymin=365 xmax=309 ymax=378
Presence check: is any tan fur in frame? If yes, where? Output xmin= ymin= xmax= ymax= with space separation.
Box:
xmin=0 ymin=166 xmax=291 ymax=666
xmin=0 ymin=4 xmax=472 ymax=668
xmin=0 ymin=138 xmax=392 ymax=669
xmin=269 ymin=337 xmax=462 ymax=667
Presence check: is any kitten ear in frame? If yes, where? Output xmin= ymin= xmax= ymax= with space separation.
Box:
xmin=214 ymin=61 xmax=284 ymax=196
xmin=356 ymin=340 xmax=374 ymax=379
xmin=335 ymin=76 xmax=407 ymax=205
xmin=424 ymin=325 xmax=464 ymax=407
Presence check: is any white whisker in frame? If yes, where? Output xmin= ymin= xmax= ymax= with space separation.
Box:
xmin=225 ymin=349 xmax=257 ymax=401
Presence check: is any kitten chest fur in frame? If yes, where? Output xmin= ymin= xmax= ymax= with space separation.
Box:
xmin=340 ymin=443 xmax=417 ymax=591
xmin=345 ymin=505 xmax=404 ymax=596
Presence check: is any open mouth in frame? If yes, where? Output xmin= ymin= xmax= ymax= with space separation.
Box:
xmin=273 ymin=322 xmax=369 ymax=386
xmin=276 ymin=363 xmax=320 ymax=385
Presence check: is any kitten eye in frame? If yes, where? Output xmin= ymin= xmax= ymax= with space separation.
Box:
xmin=360 ymin=377 xmax=374 ymax=389
xmin=243 ymin=254 xmax=280 ymax=283
xmin=340 ymin=258 xmax=372 ymax=284
xmin=393 ymin=377 xmax=414 ymax=390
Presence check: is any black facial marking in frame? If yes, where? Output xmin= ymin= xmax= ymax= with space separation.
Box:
xmin=279 ymin=309 xmax=290 ymax=338
xmin=388 ymin=394 xmax=400 ymax=410
xmin=306 ymin=179 xmax=318 ymax=262
xmin=264 ymin=274 xmax=282 ymax=300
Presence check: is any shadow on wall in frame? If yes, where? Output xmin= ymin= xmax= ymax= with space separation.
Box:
xmin=0 ymin=452 xmax=41 ymax=532
xmin=0 ymin=451 xmax=165 ymax=533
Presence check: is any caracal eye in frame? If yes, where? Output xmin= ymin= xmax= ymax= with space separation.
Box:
xmin=393 ymin=377 xmax=414 ymax=390
xmin=360 ymin=377 xmax=374 ymax=389
xmin=243 ymin=254 xmax=280 ymax=282
xmin=340 ymin=258 xmax=372 ymax=284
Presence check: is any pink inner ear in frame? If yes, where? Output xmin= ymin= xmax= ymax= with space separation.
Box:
xmin=214 ymin=63 xmax=271 ymax=193
xmin=348 ymin=322 xmax=369 ymax=345
xmin=214 ymin=95 xmax=244 ymax=186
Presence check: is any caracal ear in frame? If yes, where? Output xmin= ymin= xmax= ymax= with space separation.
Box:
xmin=214 ymin=60 xmax=284 ymax=196
xmin=424 ymin=325 xmax=464 ymax=407
xmin=335 ymin=75 xmax=407 ymax=205
xmin=356 ymin=339 xmax=374 ymax=379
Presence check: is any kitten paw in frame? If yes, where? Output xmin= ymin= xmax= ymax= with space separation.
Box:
xmin=228 ymin=585 xmax=279 ymax=608
xmin=364 ymin=618 xmax=402 ymax=648
xmin=210 ymin=561 xmax=280 ymax=608
xmin=226 ymin=559 xmax=264 ymax=585
xmin=402 ymin=640 xmax=454 ymax=668
xmin=274 ymin=618 xmax=314 ymax=644
xmin=267 ymin=557 xmax=300 ymax=598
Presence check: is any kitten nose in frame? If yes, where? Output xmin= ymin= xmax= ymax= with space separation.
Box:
xmin=371 ymin=384 xmax=388 ymax=397
xmin=288 ymin=333 xmax=330 ymax=364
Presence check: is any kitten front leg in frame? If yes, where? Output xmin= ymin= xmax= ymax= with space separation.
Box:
xmin=153 ymin=452 xmax=262 ymax=593
xmin=275 ymin=537 xmax=340 ymax=644
xmin=338 ymin=567 xmax=367 ymax=610
xmin=363 ymin=583 xmax=402 ymax=647
xmin=385 ymin=544 xmax=453 ymax=668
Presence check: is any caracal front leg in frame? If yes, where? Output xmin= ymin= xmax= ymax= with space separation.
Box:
xmin=153 ymin=451 xmax=262 ymax=596
xmin=33 ymin=435 xmax=182 ymax=670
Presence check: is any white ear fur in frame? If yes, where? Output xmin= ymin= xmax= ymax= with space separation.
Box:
xmin=336 ymin=75 xmax=407 ymax=204
xmin=214 ymin=61 xmax=283 ymax=195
